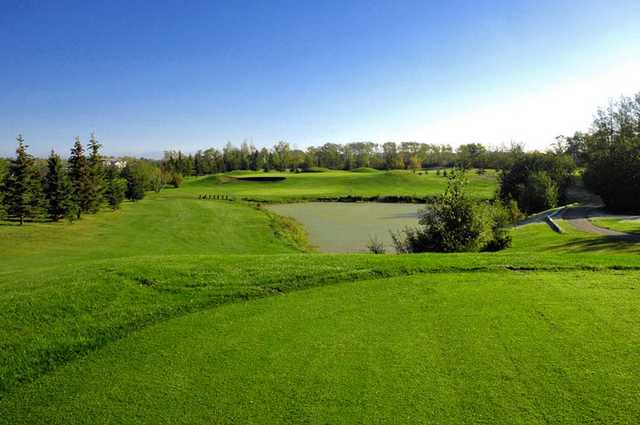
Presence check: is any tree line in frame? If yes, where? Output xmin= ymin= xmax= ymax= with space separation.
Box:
xmin=0 ymin=135 xmax=179 ymax=225
xmin=498 ymin=91 xmax=640 ymax=214
xmin=161 ymin=141 xmax=521 ymax=175
xmin=558 ymin=93 xmax=640 ymax=212
xmin=389 ymin=91 xmax=640 ymax=254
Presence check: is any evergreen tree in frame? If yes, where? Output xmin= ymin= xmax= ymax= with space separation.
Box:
xmin=121 ymin=162 xmax=146 ymax=201
xmin=87 ymin=133 xmax=105 ymax=213
xmin=43 ymin=151 xmax=78 ymax=221
xmin=2 ymin=135 xmax=46 ymax=225
xmin=104 ymin=164 xmax=126 ymax=210
xmin=0 ymin=158 xmax=9 ymax=219
xmin=68 ymin=137 xmax=91 ymax=218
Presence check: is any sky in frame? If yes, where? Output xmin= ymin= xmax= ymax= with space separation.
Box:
xmin=1 ymin=0 xmax=639 ymax=158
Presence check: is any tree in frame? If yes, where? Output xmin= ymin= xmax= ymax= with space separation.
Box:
xmin=0 ymin=158 xmax=9 ymax=219
xmin=382 ymin=142 xmax=400 ymax=170
xmin=518 ymin=171 xmax=559 ymax=214
xmin=121 ymin=161 xmax=146 ymax=201
xmin=2 ymin=135 xmax=46 ymax=225
xmin=149 ymin=167 xmax=167 ymax=193
xmin=582 ymin=93 xmax=640 ymax=212
xmin=43 ymin=151 xmax=77 ymax=221
xmin=456 ymin=143 xmax=487 ymax=169
xmin=86 ymin=133 xmax=105 ymax=213
xmin=273 ymin=141 xmax=291 ymax=171
xmin=499 ymin=152 xmax=575 ymax=214
xmin=104 ymin=164 xmax=126 ymax=210
xmin=68 ymin=137 xmax=92 ymax=218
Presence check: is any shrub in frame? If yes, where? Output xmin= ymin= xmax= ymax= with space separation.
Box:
xmin=170 ymin=173 xmax=184 ymax=188
xmin=367 ymin=235 xmax=386 ymax=254
xmin=391 ymin=171 xmax=510 ymax=253
xmin=483 ymin=202 xmax=513 ymax=252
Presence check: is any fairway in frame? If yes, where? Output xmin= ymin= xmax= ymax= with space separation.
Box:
xmin=267 ymin=202 xmax=423 ymax=252
xmin=184 ymin=169 xmax=498 ymax=202
xmin=2 ymin=171 xmax=640 ymax=424
xmin=2 ymin=270 xmax=639 ymax=424
xmin=0 ymin=190 xmax=306 ymax=275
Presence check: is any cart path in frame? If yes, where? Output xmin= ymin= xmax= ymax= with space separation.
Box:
xmin=561 ymin=206 xmax=640 ymax=240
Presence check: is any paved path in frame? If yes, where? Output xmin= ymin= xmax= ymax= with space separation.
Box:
xmin=561 ymin=206 xmax=640 ymax=240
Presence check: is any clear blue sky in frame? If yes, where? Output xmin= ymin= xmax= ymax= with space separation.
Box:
xmin=1 ymin=0 xmax=639 ymax=157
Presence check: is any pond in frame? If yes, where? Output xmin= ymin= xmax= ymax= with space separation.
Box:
xmin=267 ymin=202 xmax=424 ymax=252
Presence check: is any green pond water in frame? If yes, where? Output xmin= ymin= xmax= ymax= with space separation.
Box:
xmin=267 ymin=202 xmax=423 ymax=252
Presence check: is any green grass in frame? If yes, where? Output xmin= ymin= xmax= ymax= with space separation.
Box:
xmin=0 ymin=190 xmax=306 ymax=275
xmin=183 ymin=169 xmax=498 ymax=202
xmin=2 ymin=269 xmax=640 ymax=423
xmin=2 ymin=170 xmax=640 ymax=422
xmin=591 ymin=217 xmax=640 ymax=234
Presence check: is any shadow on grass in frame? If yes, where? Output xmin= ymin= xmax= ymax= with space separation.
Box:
xmin=556 ymin=235 xmax=640 ymax=253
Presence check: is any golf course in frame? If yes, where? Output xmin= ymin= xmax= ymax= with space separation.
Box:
xmin=1 ymin=170 xmax=639 ymax=424
xmin=4 ymin=2 xmax=640 ymax=423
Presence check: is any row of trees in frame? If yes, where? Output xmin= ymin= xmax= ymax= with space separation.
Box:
xmin=546 ymin=92 xmax=640 ymax=212
xmin=496 ymin=93 xmax=640 ymax=215
xmin=0 ymin=135 xmax=176 ymax=225
xmin=162 ymin=141 xmax=522 ymax=175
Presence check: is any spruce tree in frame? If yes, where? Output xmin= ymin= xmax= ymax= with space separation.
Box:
xmin=3 ymin=135 xmax=45 ymax=225
xmin=87 ymin=133 xmax=105 ymax=213
xmin=68 ymin=137 xmax=91 ymax=218
xmin=0 ymin=158 xmax=8 ymax=219
xmin=104 ymin=164 xmax=126 ymax=210
xmin=43 ymin=151 xmax=77 ymax=221
xmin=121 ymin=162 xmax=145 ymax=201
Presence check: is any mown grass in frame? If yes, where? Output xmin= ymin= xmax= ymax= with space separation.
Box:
xmin=2 ymin=269 xmax=640 ymax=423
xmin=0 ymin=190 xmax=306 ymax=275
xmin=183 ymin=169 xmax=498 ymax=202
xmin=2 ymin=242 xmax=639 ymax=397
xmin=591 ymin=217 xmax=640 ymax=234
xmin=1 ymin=170 xmax=640 ymax=423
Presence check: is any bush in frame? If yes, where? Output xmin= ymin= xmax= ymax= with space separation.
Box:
xmin=367 ymin=235 xmax=386 ymax=254
xmin=170 ymin=173 xmax=184 ymax=188
xmin=392 ymin=171 xmax=511 ymax=253
xmin=483 ymin=202 xmax=513 ymax=252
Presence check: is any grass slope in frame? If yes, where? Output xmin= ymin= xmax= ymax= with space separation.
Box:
xmin=0 ymin=190 xmax=305 ymax=275
xmin=591 ymin=217 xmax=640 ymax=234
xmin=2 ymin=270 xmax=640 ymax=424
xmin=185 ymin=169 xmax=498 ymax=202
